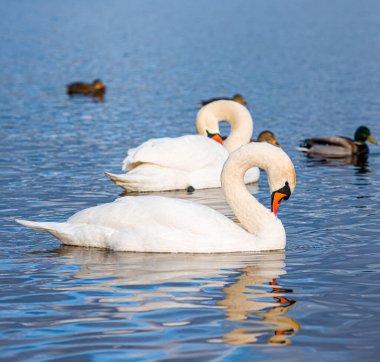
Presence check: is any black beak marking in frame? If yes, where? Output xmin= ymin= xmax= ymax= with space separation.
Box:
xmin=271 ymin=181 xmax=291 ymax=212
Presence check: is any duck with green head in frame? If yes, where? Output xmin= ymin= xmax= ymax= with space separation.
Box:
xmin=300 ymin=126 xmax=376 ymax=157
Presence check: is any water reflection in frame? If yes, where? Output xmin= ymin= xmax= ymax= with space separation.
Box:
xmin=121 ymin=183 xmax=260 ymax=216
xmin=68 ymin=93 xmax=105 ymax=103
xmin=50 ymin=246 xmax=299 ymax=347
xmin=302 ymin=152 xmax=370 ymax=174
xmin=216 ymin=262 xmax=299 ymax=346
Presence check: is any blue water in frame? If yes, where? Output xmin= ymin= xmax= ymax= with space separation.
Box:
xmin=1 ymin=0 xmax=380 ymax=360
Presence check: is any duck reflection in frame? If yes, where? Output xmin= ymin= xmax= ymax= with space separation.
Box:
xmin=303 ymin=152 xmax=370 ymax=174
xmin=49 ymin=247 xmax=299 ymax=346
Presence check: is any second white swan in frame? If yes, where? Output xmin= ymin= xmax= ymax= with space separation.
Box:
xmin=17 ymin=142 xmax=296 ymax=253
xmin=105 ymin=100 xmax=259 ymax=192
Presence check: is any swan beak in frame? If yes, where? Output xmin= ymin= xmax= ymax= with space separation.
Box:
xmin=271 ymin=192 xmax=287 ymax=216
xmin=211 ymin=133 xmax=223 ymax=144
xmin=367 ymin=135 xmax=377 ymax=145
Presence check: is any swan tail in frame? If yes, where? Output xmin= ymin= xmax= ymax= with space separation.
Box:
xmin=104 ymin=171 xmax=150 ymax=192
xmin=104 ymin=171 xmax=124 ymax=183
xmin=104 ymin=171 xmax=135 ymax=189
xmin=104 ymin=169 xmax=184 ymax=192
xmin=15 ymin=219 xmax=107 ymax=247
xmin=15 ymin=219 xmax=71 ymax=242
xmin=16 ymin=219 xmax=60 ymax=232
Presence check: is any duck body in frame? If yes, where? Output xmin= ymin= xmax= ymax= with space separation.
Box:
xmin=105 ymin=100 xmax=259 ymax=192
xmin=301 ymin=137 xmax=367 ymax=157
xmin=66 ymin=79 xmax=106 ymax=96
xmin=17 ymin=142 xmax=296 ymax=253
xmin=300 ymin=127 xmax=376 ymax=157
xmin=105 ymin=135 xmax=259 ymax=192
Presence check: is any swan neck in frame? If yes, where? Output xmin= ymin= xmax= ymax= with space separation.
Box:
xmin=222 ymin=107 xmax=253 ymax=152
xmin=196 ymin=101 xmax=253 ymax=152
xmin=221 ymin=146 xmax=275 ymax=235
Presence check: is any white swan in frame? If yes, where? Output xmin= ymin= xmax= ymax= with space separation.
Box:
xmin=104 ymin=100 xmax=259 ymax=192
xmin=16 ymin=142 xmax=296 ymax=253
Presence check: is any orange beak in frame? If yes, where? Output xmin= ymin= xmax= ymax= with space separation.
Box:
xmin=211 ymin=133 xmax=223 ymax=144
xmin=271 ymin=192 xmax=287 ymax=216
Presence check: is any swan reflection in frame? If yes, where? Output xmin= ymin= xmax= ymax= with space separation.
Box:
xmin=121 ymin=183 xmax=260 ymax=216
xmin=51 ymin=246 xmax=299 ymax=346
xmin=217 ymin=268 xmax=299 ymax=346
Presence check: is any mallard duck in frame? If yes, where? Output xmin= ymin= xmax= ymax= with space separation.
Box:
xmin=199 ymin=94 xmax=247 ymax=107
xmin=222 ymin=130 xmax=281 ymax=148
xmin=66 ymin=79 xmax=106 ymax=96
xmin=257 ymin=130 xmax=281 ymax=147
xmin=300 ymin=126 xmax=376 ymax=157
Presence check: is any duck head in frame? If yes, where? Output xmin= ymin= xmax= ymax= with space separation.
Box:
xmin=354 ymin=126 xmax=377 ymax=145
xmin=232 ymin=94 xmax=248 ymax=107
xmin=257 ymin=130 xmax=281 ymax=148
xmin=93 ymin=79 xmax=105 ymax=90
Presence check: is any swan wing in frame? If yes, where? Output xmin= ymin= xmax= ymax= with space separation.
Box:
xmin=122 ymin=135 xmax=227 ymax=171
xmin=18 ymin=196 xmax=255 ymax=253
xmin=68 ymin=196 xmax=237 ymax=236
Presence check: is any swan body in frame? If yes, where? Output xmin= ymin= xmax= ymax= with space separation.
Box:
xmin=17 ymin=142 xmax=296 ymax=253
xmin=105 ymin=135 xmax=259 ymax=192
xmin=300 ymin=126 xmax=376 ymax=157
xmin=17 ymin=196 xmax=278 ymax=253
xmin=105 ymin=100 xmax=259 ymax=192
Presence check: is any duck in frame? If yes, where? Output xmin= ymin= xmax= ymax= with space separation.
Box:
xmin=300 ymin=126 xmax=376 ymax=157
xmin=66 ymin=79 xmax=106 ymax=97
xmin=222 ymin=130 xmax=281 ymax=148
xmin=257 ymin=130 xmax=281 ymax=147
xmin=105 ymin=100 xmax=259 ymax=192
xmin=199 ymin=94 xmax=248 ymax=108
xmin=16 ymin=142 xmax=296 ymax=253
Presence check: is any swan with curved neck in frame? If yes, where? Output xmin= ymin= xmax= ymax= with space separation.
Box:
xmin=196 ymin=100 xmax=253 ymax=152
xmin=17 ymin=142 xmax=296 ymax=253
xmin=105 ymin=100 xmax=258 ymax=192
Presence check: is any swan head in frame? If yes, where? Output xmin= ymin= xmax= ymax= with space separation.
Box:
xmin=265 ymin=145 xmax=296 ymax=216
xmin=196 ymin=106 xmax=223 ymax=144
xmin=222 ymin=142 xmax=296 ymax=218
xmin=196 ymin=100 xmax=253 ymax=150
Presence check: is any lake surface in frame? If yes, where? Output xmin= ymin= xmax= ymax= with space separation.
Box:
xmin=1 ymin=0 xmax=380 ymax=360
